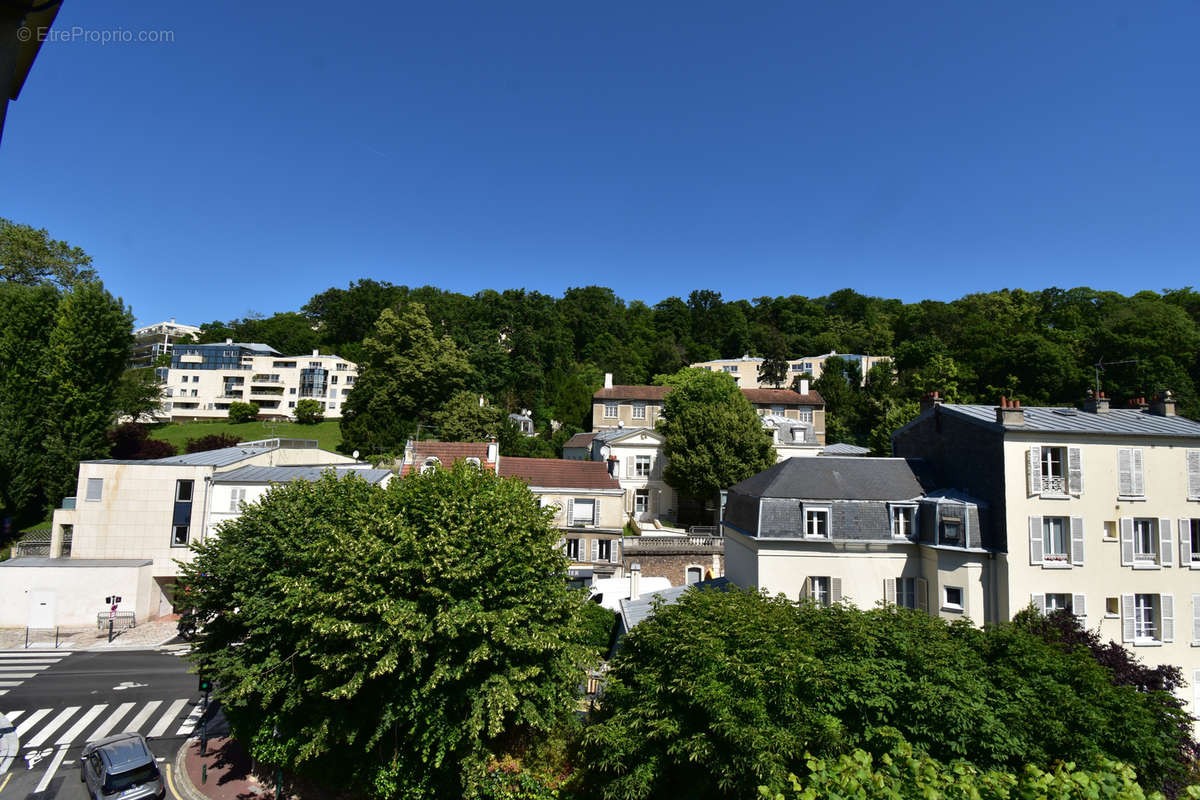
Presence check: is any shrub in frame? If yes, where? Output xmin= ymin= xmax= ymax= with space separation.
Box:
xmin=185 ymin=433 xmax=241 ymax=453
xmin=108 ymin=423 xmax=176 ymax=459
xmin=293 ymin=398 xmax=325 ymax=424
xmin=576 ymin=599 xmax=617 ymax=659
xmin=227 ymin=402 xmax=259 ymax=423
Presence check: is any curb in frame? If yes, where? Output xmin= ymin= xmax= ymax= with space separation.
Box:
xmin=172 ymin=738 xmax=209 ymax=800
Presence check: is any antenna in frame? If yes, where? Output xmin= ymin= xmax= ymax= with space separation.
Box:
xmin=261 ymin=418 xmax=280 ymax=438
xmin=1093 ymin=358 xmax=1139 ymax=396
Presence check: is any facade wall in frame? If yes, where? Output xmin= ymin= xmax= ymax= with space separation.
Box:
xmin=165 ymin=353 xmax=358 ymax=420
xmin=591 ymin=400 xmax=664 ymax=430
xmin=605 ymin=436 xmax=677 ymax=523
xmin=621 ymin=550 xmax=723 ymax=586
xmin=691 ymin=354 xmax=891 ymax=388
xmin=0 ymin=563 xmax=158 ymax=627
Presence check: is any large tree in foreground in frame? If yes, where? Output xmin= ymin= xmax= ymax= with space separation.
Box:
xmin=0 ymin=217 xmax=96 ymax=287
xmin=179 ymin=466 xmax=588 ymax=799
xmin=657 ymin=367 xmax=775 ymax=501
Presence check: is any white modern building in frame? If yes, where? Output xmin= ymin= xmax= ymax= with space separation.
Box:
xmin=691 ymin=352 xmax=891 ymax=388
xmin=129 ymin=318 xmax=201 ymax=370
xmin=163 ymin=340 xmax=358 ymax=420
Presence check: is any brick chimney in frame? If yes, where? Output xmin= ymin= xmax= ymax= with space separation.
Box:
xmin=1083 ymin=389 xmax=1110 ymax=414
xmin=1128 ymin=396 xmax=1150 ymax=411
xmin=995 ymin=396 xmax=1025 ymax=426
xmin=919 ymin=391 xmax=944 ymax=413
xmin=1150 ymin=390 xmax=1176 ymax=417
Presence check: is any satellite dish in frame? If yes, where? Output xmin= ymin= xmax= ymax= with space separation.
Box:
xmin=352 ymin=450 xmax=360 ymax=460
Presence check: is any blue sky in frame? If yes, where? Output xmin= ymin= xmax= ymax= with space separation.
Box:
xmin=2 ymin=1 xmax=1198 ymax=325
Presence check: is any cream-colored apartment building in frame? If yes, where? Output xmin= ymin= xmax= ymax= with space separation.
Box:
xmin=691 ymin=351 xmax=891 ymax=388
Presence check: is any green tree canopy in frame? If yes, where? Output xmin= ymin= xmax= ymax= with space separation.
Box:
xmin=430 ymin=390 xmax=506 ymax=442
xmin=179 ymin=466 xmax=589 ymax=799
xmin=0 ymin=217 xmax=96 ymax=287
xmin=657 ymin=368 xmax=775 ymax=500
xmin=293 ymin=398 xmax=325 ymax=424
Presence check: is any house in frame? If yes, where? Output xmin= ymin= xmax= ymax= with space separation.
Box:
xmin=586 ymin=428 xmax=676 ymax=524
xmin=562 ymin=431 xmax=598 ymax=460
xmin=0 ymin=439 xmax=364 ymax=627
xmin=892 ymin=391 xmax=1200 ymax=723
xmin=498 ymin=456 xmax=626 ymax=583
xmin=129 ymin=319 xmax=201 ymax=371
xmin=398 ymin=439 xmax=498 ymax=476
xmin=208 ymin=465 xmax=392 ymax=530
xmin=722 ymin=456 xmax=987 ymax=619
xmin=509 ymin=409 xmax=536 ymax=436
xmin=690 ymin=352 xmax=891 ymax=388
xmin=163 ymin=340 xmax=358 ymax=421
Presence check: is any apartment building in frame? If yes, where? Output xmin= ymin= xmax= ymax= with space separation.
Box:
xmin=164 ymin=340 xmax=358 ymax=420
xmin=691 ymin=351 xmax=891 ymax=388
xmin=891 ymin=392 xmax=1200 ymax=719
xmin=129 ymin=318 xmax=201 ymax=370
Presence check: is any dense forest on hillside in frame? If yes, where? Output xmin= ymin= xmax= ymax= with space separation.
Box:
xmin=196 ymin=281 xmax=1200 ymax=449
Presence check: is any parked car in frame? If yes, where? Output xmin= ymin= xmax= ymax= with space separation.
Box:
xmin=79 ymin=732 xmax=164 ymax=800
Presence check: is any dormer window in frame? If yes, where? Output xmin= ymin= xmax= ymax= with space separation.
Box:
xmin=891 ymin=505 xmax=915 ymax=538
xmin=940 ymin=518 xmax=962 ymax=546
xmin=464 ymin=457 xmax=481 ymax=469
xmin=420 ymin=457 xmax=440 ymax=475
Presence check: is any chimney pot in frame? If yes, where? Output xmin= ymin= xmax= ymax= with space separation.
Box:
xmin=1084 ymin=390 xmax=1110 ymax=414
xmin=920 ymin=392 xmax=945 ymax=413
xmin=1150 ymin=389 xmax=1177 ymax=417
xmin=996 ymin=401 xmax=1026 ymax=426
xmin=800 ymin=379 xmax=809 ymax=395
xmin=604 ymin=373 xmax=613 ymax=390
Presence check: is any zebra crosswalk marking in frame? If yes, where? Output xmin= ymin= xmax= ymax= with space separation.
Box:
xmin=15 ymin=709 xmax=51 ymax=737
xmin=147 ymin=700 xmax=189 ymax=738
xmin=25 ymin=706 xmax=80 ymax=748
xmin=122 ymin=700 xmax=162 ymax=733
xmin=56 ymin=704 xmax=108 ymax=746
xmin=0 ymin=651 xmax=71 ymax=657
xmin=0 ymin=665 xmax=53 ymax=671
xmin=88 ymin=702 xmax=135 ymax=741
xmin=4 ymin=710 xmax=23 ymax=721
xmin=176 ymin=703 xmax=204 ymax=736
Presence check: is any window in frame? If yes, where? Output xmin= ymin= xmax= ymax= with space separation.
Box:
xmin=1044 ymin=593 xmax=1072 ymax=613
xmin=229 ymin=487 xmax=246 ymax=512
xmin=1042 ymin=517 xmax=1068 ymax=561
xmin=565 ymin=538 xmax=581 ymax=560
xmin=805 ymin=508 xmax=829 ymax=538
xmin=686 ymin=566 xmax=703 ymax=585
xmin=1118 ymin=447 xmax=1145 ymax=497
xmin=1186 ymin=519 xmax=1200 ymax=567
xmin=176 ymin=480 xmax=194 ymax=503
xmin=597 ymin=539 xmax=611 ymax=562
xmin=85 ymin=477 xmax=103 ymax=502
xmin=632 ymin=401 xmax=646 ymax=420
xmin=288 ymin=401 xmax=295 ymax=408
xmin=464 ymin=457 xmax=481 ymax=469
xmin=634 ymin=489 xmax=649 ymax=513
xmin=330 ymin=375 xmax=338 ymax=384
xmin=1122 ymin=593 xmax=1175 ymax=644
xmin=172 ymin=525 xmax=189 ymax=547
xmin=809 ymin=576 xmax=832 ymax=606
xmin=346 ymin=376 xmax=355 ymax=385
xmin=796 ymin=407 xmax=813 ymax=423
xmin=1134 ymin=518 xmax=1157 ymax=562
xmin=891 ymin=506 xmax=915 ymax=538
xmin=943 ymin=586 xmax=964 ymax=611
xmin=1135 ymin=594 xmax=1156 ymax=640
xmin=1187 ymin=450 xmax=1200 ymax=500
xmin=329 ymin=402 xmax=336 ymax=409
xmin=1041 ymin=447 xmax=1066 ymax=494
xmin=604 ymin=401 xmax=618 ymax=419
xmin=419 ymin=457 xmax=440 ymax=475
xmin=289 ymin=388 xmax=297 ymax=394
xmin=190 ymin=389 xmax=198 ymax=397
xmin=571 ymin=498 xmax=596 ymax=526
xmin=771 ymin=405 xmax=786 ymax=416
xmin=722 ymin=365 xmax=737 ymax=373
xmin=1106 ymin=597 xmax=1119 ymax=617
xmin=1028 ymin=446 xmax=1082 ymax=496
xmin=940 ymin=519 xmax=961 ymax=546
xmin=896 ymin=577 xmax=918 ymax=609
xmin=635 ymin=455 xmax=651 ymax=478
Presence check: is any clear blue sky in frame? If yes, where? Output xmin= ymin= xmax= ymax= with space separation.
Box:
xmin=3 ymin=1 xmax=1198 ymax=325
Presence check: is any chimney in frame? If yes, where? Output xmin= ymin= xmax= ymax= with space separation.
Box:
xmin=312 ymin=349 xmax=319 ymax=357
xmin=225 ymin=338 xmax=233 ymax=345
xmin=1083 ymin=389 xmax=1110 ymax=414
xmin=1129 ymin=396 xmax=1150 ymax=411
xmin=604 ymin=372 xmax=613 ymax=390
xmin=799 ymin=379 xmax=809 ymax=395
xmin=1150 ymin=390 xmax=1177 ymax=417
xmin=628 ymin=562 xmax=641 ymax=601
xmin=607 ymin=455 xmax=618 ymax=477
xmin=486 ymin=439 xmax=498 ymax=466
xmin=995 ymin=396 xmax=1025 ymax=426
xmin=919 ymin=391 xmax=943 ymax=413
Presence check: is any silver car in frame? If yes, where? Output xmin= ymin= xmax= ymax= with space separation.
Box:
xmin=79 ymin=732 xmax=164 ymax=800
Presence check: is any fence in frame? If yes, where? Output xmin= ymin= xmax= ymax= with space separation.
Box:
xmin=96 ymin=611 xmax=137 ymax=631
xmin=24 ymin=627 xmax=65 ymax=648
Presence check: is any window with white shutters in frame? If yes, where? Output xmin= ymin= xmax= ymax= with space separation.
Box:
xmin=1193 ymin=594 xmax=1200 ymax=644
xmin=635 ymin=455 xmax=651 ymax=478
xmin=1027 ymin=446 xmax=1083 ymax=496
xmin=1183 ymin=519 xmax=1200 ymax=568
xmin=229 ymin=487 xmax=246 ymax=512
xmin=571 ymin=499 xmax=596 ymax=526
xmin=1122 ymin=593 xmax=1172 ymax=644
xmin=565 ymin=538 xmax=581 ymax=560
xmin=1118 ymin=448 xmax=1145 ymax=498
xmin=1188 ymin=450 xmax=1200 ymax=500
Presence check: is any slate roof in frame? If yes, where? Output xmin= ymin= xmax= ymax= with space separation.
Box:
xmin=214 ymin=466 xmax=389 ymax=484
xmin=499 ymin=457 xmax=621 ymax=490
xmin=594 ymin=385 xmax=824 ymax=405
xmin=822 ymin=443 xmax=871 ymax=456
xmin=729 ymin=456 xmax=934 ymax=501
xmin=563 ymin=432 xmax=598 ymax=449
xmin=591 ymin=427 xmax=662 ymax=444
xmin=184 ymin=341 xmax=280 ymax=354
xmin=618 ymin=577 xmax=731 ymax=632
xmin=939 ymin=404 xmax=1200 ymax=438
xmin=85 ymin=445 xmax=280 ymax=468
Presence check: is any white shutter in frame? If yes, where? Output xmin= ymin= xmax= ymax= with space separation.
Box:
xmin=1118 ymin=448 xmax=1133 ymax=496
xmin=1159 ymin=519 xmax=1173 ymax=567
xmin=1193 ymin=594 xmax=1200 ymax=643
xmin=1070 ymin=517 xmax=1085 ymax=566
xmin=1029 ymin=516 xmax=1044 ymax=565
xmin=916 ymin=578 xmax=929 ymax=613
xmin=1188 ymin=450 xmax=1200 ymax=500
xmin=800 ymin=577 xmax=811 ymax=601
xmin=626 ymin=458 xmax=634 ymax=479
xmin=592 ymin=500 xmax=598 ymax=525
xmin=1031 ymin=593 xmax=1046 ymax=615
xmin=610 ymin=540 xmax=619 ymax=564
xmin=1131 ymin=448 xmax=1145 ymax=496
xmin=1120 ymin=518 xmax=1134 ymax=566
xmin=591 ymin=539 xmax=599 ymax=562
xmin=1161 ymin=594 xmax=1175 ymax=643
xmin=1181 ymin=519 xmax=1193 ymax=566
xmin=1121 ymin=594 xmax=1135 ymax=642
xmin=884 ymin=578 xmax=897 ymax=605
xmin=830 ymin=577 xmax=842 ymax=604
xmin=1028 ymin=447 xmax=1042 ymax=495
xmin=1073 ymin=594 xmax=1086 ymax=620
xmin=566 ymin=498 xmax=574 ymax=524
xmin=1067 ymin=447 xmax=1083 ymax=495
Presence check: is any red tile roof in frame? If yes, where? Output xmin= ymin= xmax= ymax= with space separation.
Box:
xmin=593 ymin=384 xmax=824 ymax=406
xmin=594 ymin=385 xmax=671 ymax=401
xmin=499 ymin=456 xmax=621 ymax=490
xmin=401 ymin=441 xmax=496 ymax=476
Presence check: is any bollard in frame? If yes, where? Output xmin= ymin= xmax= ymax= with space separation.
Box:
xmin=202 ymin=764 xmax=207 ymax=785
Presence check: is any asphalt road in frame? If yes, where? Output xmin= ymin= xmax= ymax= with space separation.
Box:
xmin=0 ymin=647 xmax=203 ymax=800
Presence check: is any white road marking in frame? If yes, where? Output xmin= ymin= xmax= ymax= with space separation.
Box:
xmin=113 ymin=681 xmax=148 ymax=691
xmin=15 ymin=709 xmax=52 ymax=737
xmin=87 ymin=702 xmax=135 ymax=741
xmin=0 ymin=652 xmax=69 ymax=658
xmin=0 ymin=673 xmax=39 ymax=679
xmin=0 ymin=690 xmax=7 ymax=697
xmin=25 ymin=706 xmax=79 ymax=748
xmin=175 ymin=703 xmax=204 ymax=736
xmin=0 ymin=664 xmax=54 ymax=670
xmin=34 ymin=745 xmax=67 ymax=792
xmin=122 ymin=701 xmax=161 ymax=733
xmin=147 ymin=699 xmax=188 ymax=738
xmin=3 ymin=711 xmax=24 ymax=721
xmin=0 ymin=682 xmax=24 ymax=688
xmin=56 ymin=704 xmax=107 ymax=746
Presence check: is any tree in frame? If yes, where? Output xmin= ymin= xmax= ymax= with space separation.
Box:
xmin=580 ymin=589 xmax=1190 ymax=799
xmin=178 ymin=466 xmax=589 ymax=799
xmin=658 ymin=368 xmax=775 ymax=502
xmin=228 ymin=402 xmax=259 ymax=423
xmin=113 ymin=368 xmax=164 ymax=423
xmin=293 ymin=399 xmax=325 ymax=425
xmin=0 ymin=217 xmax=96 ymax=287
xmin=758 ymin=335 xmax=790 ymax=389
xmin=339 ymin=303 xmax=472 ymax=455
xmin=108 ymin=423 xmax=176 ymax=459
xmin=429 ymin=390 xmax=505 ymax=442
xmin=185 ymin=433 xmax=241 ymax=453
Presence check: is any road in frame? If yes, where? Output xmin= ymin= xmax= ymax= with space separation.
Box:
xmin=0 ymin=646 xmax=206 ymax=800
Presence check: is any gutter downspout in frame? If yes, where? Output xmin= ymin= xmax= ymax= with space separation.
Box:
xmin=200 ymin=473 xmax=213 ymax=542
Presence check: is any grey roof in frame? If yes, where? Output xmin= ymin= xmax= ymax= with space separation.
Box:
xmin=592 ymin=427 xmax=661 ymax=444
xmin=729 ymin=456 xmax=934 ymax=501
xmin=821 ymin=443 xmax=871 ymax=456
xmin=0 ymin=558 xmax=152 ymax=568
xmin=618 ymin=578 xmax=731 ymax=632
xmin=187 ymin=341 xmax=279 ymax=354
xmin=214 ymin=466 xmax=389 ymax=484
xmin=941 ymin=404 xmax=1200 ymax=438
xmin=85 ymin=446 xmax=277 ymax=468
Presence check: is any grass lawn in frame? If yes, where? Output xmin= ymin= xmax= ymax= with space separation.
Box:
xmin=149 ymin=419 xmax=344 ymax=453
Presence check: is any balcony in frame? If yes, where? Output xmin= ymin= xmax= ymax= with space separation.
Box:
xmin=60 ymin=497 xmax=76 ymax=510
xmin=623 ymin=531 xmax=723 ymax=552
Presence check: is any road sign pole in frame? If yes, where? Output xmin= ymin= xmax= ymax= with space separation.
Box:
xmin=108 ymin=618 xmax=113 ymax=643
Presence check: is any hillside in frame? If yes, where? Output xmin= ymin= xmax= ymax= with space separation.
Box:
xmin=149 ymin=419 xmax=344 ymax=454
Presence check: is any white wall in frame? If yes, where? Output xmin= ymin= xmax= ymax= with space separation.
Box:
xmin=0 ymin=563 xmax=156 ymax=627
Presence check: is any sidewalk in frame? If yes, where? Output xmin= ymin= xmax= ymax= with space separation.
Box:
xmin=0 ymin=615 xmax=183 ymax=650
xmin=174 ymin=734 xmax=353 ymax=800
